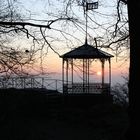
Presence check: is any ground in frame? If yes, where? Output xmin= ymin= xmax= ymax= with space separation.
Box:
xmin=0 ymin=89 xmax=129 ymax=140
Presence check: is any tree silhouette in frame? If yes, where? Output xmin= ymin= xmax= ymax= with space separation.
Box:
xmin=1 ymin=0 xmax=139 ymax=138
xmin=0 ymin=0 xmax=80 ymax=76
xmin=0 ymin=0 xmax=36 ymax=76
xmin=126 ymin=0 xmax=140 ymax=138
xmin=0 ymin=0 xmax=129 ymax=76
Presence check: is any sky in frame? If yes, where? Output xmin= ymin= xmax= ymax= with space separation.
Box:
xmin=11 ymin=0 xmax=129 ymax=86
xmin=39 ymin=47 xmax=129 ymax=86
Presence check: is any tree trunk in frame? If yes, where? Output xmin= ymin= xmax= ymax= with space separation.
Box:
xmin=126 ymin=0 xmax=140 ymax=139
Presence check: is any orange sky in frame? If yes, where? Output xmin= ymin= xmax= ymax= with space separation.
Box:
xmin=39 ymin=48 xmax=129 ymax=86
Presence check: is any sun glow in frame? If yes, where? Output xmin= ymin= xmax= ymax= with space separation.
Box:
xmin=97 ymin=71 xmax=101 ymax=76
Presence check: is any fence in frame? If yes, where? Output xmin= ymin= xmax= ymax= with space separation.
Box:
xmin=0 ymin=77 xmax=63 ymax=93
xmin=0 ymin=77 xmax=110 ymax=94
xmin=63 ymin=83 xmax=110 ymax=94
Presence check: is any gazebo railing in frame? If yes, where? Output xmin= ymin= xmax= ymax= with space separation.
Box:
xmin=63 ymin=83 xmax=110 ymax=94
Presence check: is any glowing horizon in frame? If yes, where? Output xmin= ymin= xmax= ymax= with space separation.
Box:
xmin=37 ymin=48 xmax=129 ymax=86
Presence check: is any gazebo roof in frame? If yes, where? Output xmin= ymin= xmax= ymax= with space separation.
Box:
xmin=60 ymin=42 xmax=114 ymax=59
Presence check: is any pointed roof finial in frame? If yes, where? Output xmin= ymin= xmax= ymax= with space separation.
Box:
xmin=85 ymin=37 xmax=88 ymax=45
xmin=94 ymin=38 xmax=98 ymax=49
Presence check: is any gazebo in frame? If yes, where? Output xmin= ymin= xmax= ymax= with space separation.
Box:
xmin=60 ymin=41 xmax=114 ymax=94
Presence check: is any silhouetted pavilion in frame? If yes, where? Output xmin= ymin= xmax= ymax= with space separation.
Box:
xmin=60 ymin=41 xmax=114 ymax=94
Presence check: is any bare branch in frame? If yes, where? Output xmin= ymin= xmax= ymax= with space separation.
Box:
xmin=0 ymin=17 xmax=75 ymax=29
xmin=104 ymin=34 xmax=129 ymax=48
xmin=0 ymin=21 xmax=51 ymax=29
xmin=40 ymin=27 xmax=60 ymax=56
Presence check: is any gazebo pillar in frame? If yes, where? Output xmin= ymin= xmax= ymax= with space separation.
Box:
xmin=109 ymin=58 xmax=111 ymax=94
xmin=100 ymin=59 xmax=105 ymax=93
xmin=71 ymin=59 xmax=74 ymax=93
xmin=66 ymin=59 xmax=69 ymax=94
xmin=101 ymin=59 xmax=105 ymax=86
xmin=82 ymin=58 xmax=90 ymax=93
xmin=62 ymin=58 xmax=69 ymax=94
xmin=62 ymin=59 xmax=65 ymax=93
xmin=71 ymin=59 xmax=73 ymax=84
xmin=83 ymin=59 xmax=85 ymax=93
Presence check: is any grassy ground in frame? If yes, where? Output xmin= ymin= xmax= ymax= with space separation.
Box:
xmin=0 ymin=89 xmax=129 ymax=140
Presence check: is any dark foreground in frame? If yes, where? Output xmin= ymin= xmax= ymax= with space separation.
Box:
xmin=0 ymin=89 xmax=129 ymax=140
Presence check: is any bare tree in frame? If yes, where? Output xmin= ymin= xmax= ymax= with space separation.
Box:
xmin=0 ymin=0 xmax=129 ymax=76
xmin=126 ymin=0 xmax=140 ymax=138
xmin=0 ymin=0 xmax=35 ymax=76
xmin=0 ymin=44 xmax=35 ymax=77
xmin=0 ymin=0 xmax=129 ymax=52
xmin=3 ymin=0 xmax=140 ymax=138
xmin=0 ymin=0 xmax=81 ymax=77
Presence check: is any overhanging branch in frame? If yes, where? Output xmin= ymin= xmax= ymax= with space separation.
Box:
xmin=0 ymin=21 xmax=51 ymax=29
xmin=107 ymin=34 xmax=129 ymax=48
xmin=0 ymin=17 xmax=74 ymax=29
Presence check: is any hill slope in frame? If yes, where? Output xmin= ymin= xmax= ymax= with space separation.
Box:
xmin=0 ymin=89 xmax=129 ymax=140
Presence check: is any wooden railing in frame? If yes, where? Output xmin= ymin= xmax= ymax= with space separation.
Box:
xmin=63 ymin=83 xmax=110 ymax=94
xmin=0 ymin=77 xmax=63 ymax=93
xmin=0 ymin=77 xmax=110 ymax=94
